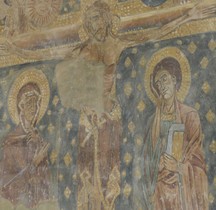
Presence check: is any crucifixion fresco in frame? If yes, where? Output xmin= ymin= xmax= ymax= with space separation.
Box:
xmin=0 ymin=1 xmax=215 ymax=210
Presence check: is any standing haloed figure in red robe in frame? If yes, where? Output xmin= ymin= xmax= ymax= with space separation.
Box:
xmin=1 ymin=82 xmax=50 ymax=209
xmin=143 ymin=57 xmax=208 ymax=210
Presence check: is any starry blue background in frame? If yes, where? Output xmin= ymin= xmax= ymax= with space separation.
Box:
xmin=0 ymin=31 xmax=215 ymax=210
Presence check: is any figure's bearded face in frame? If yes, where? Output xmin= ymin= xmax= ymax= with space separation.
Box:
xmin=20 ymin=91 xmax=40 ymax=123
xmin=87 ymin=10 xmax=108 ymax=42
xmin=154 ymin=69 xmax=176 ymax=100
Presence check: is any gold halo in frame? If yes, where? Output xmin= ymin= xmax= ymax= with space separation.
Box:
xmin=27 ymin=0 xmax=63 ymax=27
xmin=8 ymin=69 xmax=50 ymax=125
xmin=144 ymin=47 xmax=191 ymax=104
xmin=80 ymin=0 xmax=116 ymax=15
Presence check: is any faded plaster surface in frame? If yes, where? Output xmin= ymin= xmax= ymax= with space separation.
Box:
xmin=55 ymin=58 xmax=105 ymax=114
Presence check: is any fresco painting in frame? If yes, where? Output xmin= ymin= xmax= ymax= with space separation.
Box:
xmin=2 ymin=70 xmax=50 ymax=208
xmin=0 ymin=0 xmax=215 ymax=210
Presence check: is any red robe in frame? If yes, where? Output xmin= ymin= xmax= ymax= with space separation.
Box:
xmin=77 ymin=109 xmax=121 ymax=210
xmin=151 ymin=100 xmax=208 ymax=210
xmin=74 ymin=50 xmax=122 ymax=209
xmin=1 ymin=124 xmax=50 ymax=208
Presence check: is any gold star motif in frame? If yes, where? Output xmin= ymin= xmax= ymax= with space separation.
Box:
xmin=124 ymin=82 xmax=133 ymax=97
xmin=208 ymin=193 xmax=214 ymax=204
xmin=139 ymin=56 xmax=146 ymax=67
xmin=154 ymin=43 xmax=160 ymax=48
xmin=134 ymin=167 xmax=141 ymax=180
xmin=50 ymin=150 xmax=58 ymax=164
xmin=206 ymin=110 xmax=215 ymax=123
xmin=59 ymin=174 xmax=64 ymax=182
xmin=131 ymin=70 xmax=137 ymax=78
xmin=117 ymin=73 xmax=122 ymax=79
xmin=123 ymin=183 xmax=132 ymax=198
xmin=209 ymin=140 xmax=216 ymax=153
xmin=64 ymin=187 xmax=71 ymax=199
xmin=188 ymin=42 xmax=197 ymax=54
xmin=66 ymin=120 xmax=73 ymax=131
xmin=47 ymin=110 xmax=52 ymax=116
xmin=52 ymin=95 xmax=59 ymax=107
xmin=137 ymin=100 xmax=145 ymax=112
xmin=48 ymin=123 xmax=55 ymax=134
xmin=121 ymin=170 xmax=127 ymax=178
xmin=123 ymin=138 xmax=127 ymax=144
xmin=202 ymin=82 xmax=211 ymax=94
xmin=132 ymin=48 xmax=138 ymax=54
xmin=176 ymin=40 xmax=182 ymax=45
xmin=135 ymin=137 xmax=143 ymax=146
xmin=125 ymin=57 xmax=132 ymax=68
xmin=213 ymin=176 xmax=216 ymax=187
xmin=137 ymin=84 xmax=142 ymax=91
xmin=206 ymin=164 xmax=209 ymax=172
xmin=71 ymin=138 xmax=76 ymax=146
xmin=72 ymin=174 xmax=77 ymax=181
xmin=208 ymin=39 xmax=216 ymax=51
xmin=200 ymin=57 xmax=209 ymax=69
xmin=124 ymin=153 xmax=132 ymax=165
xmin=128 ymin=121 xmax=135 ymax=133
xmin=194 ymin=103 xmax=200 ymax=111
xmin=193 ymin=72 xmax=198 ymax=78
xmin=59 ymin=108 xmax=64 ymax=114
xmin=64 ymin=153 xmax=72 ymax=167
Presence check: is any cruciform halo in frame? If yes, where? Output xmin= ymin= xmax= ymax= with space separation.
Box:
xmin=144 ymin=47 xmax=191 ymax=104
xmin=7 ymin=68 xmax=50 ymax=125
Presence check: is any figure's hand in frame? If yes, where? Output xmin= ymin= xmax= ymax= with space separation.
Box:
xmin=82 ymin=106 xmax=98 ymax=126
xmin=157 ymin=168 xmax=170 ymax=181
xmin=32 ymin=142 xmax=50 ymax=167
xmin=187 ymin=2 xmax=216 ymax=22
xmin=163 ymin=172 xmax=178 ymax=185
xmin=160 ymin=2 xmax=216 ymax=38
xmin=82 ymin=106 xmax=93 ymax=116
xmin=100 ymin=112 xmax=111 ymax=121
xmin=26 ymin=129 xmax=40 ymax=143
xmin=163 ymin=153 xmax=178 ymax=172
xmin=158 ymin=168 xmax=178 ymax=184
